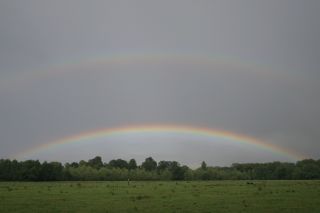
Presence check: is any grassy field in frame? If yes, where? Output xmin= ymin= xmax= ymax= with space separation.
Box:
xmin=0 ymin=180 xmax=320 ymax=213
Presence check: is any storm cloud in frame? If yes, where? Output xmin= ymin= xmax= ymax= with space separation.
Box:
xmin=1 ymin=1 xmax=319 ymax=166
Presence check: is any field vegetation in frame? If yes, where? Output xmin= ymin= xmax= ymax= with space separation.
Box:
xmin=1 ymin=157 xmax=320 ymax=212
xmin=1 ymin=180 xmax=320 ymax=213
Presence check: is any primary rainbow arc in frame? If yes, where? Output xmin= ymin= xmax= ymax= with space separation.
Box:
xmin=15 ymin=124 xmax=305 ymax=160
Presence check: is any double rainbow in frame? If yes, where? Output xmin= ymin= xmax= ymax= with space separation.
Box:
xmin=4 ymin=52 xmax=303 ymax=161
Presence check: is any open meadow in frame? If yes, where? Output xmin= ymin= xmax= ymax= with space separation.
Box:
xmin=0 ymin=180 xmax=320 ymax=213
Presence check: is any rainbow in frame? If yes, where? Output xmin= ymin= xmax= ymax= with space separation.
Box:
xmin=15 ymin=124 xmax=305 ymax=160
xmin=1 ymin=52 xmax=284 ymax=91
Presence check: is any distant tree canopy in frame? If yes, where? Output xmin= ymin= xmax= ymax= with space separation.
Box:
xmin=108 ymin=159 xmax=129 ymax=169
xmin=0 ymin=157 xmax=319 ymax=181
xmin=141 ymin=157 xmax=157 ymax=171
xmin=88 ymin=156 xmax=103 ymax=169
xmin=128 ymin=159 xmax=137 ymax=170
xmin=201 ymin=161 xmax=207 ymax=170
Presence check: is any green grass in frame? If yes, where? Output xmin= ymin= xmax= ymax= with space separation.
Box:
xmin=0 ymin=180 xmax=320 ymax=213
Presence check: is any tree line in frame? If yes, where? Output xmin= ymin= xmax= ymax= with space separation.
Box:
xmin=0 ymin=157 xmax=319 ymax=181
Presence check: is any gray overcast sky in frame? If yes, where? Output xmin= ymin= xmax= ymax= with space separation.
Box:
xmin=0 ymin=1 xmax=319 ymax=166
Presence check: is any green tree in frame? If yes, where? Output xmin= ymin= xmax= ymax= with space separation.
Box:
xmin=157 ymin=161 xmax=171 ymax=171
xmin=168 ymin=161 xmax=188 ymax=180
xmin=201 ymin=161 xmax=207 ymax=170
xmin=294 ymin=159 xmax=320 ymax=179
xmin=128 ymin=159 xmax=137 ymax=170
xmin=109 ymin=159 xmax=129 ymax=169
xmin=88 ymin=156 xmax=103 ymax=169
xmin=40 ymin=162 xmax=63 ymax=181
xmin=20 ymin=160 xmax=41 ymax=181
xmin=142 ymin=157 xmax=157 ymax=171
xmin=79 ymin=160 xmax=88 ymax=167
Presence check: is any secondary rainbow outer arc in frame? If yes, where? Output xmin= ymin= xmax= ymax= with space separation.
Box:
xmin=1 ymin=52 xmax=283 ymax=91
xmin=15 ymin=125 xmax=305 ymax=160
